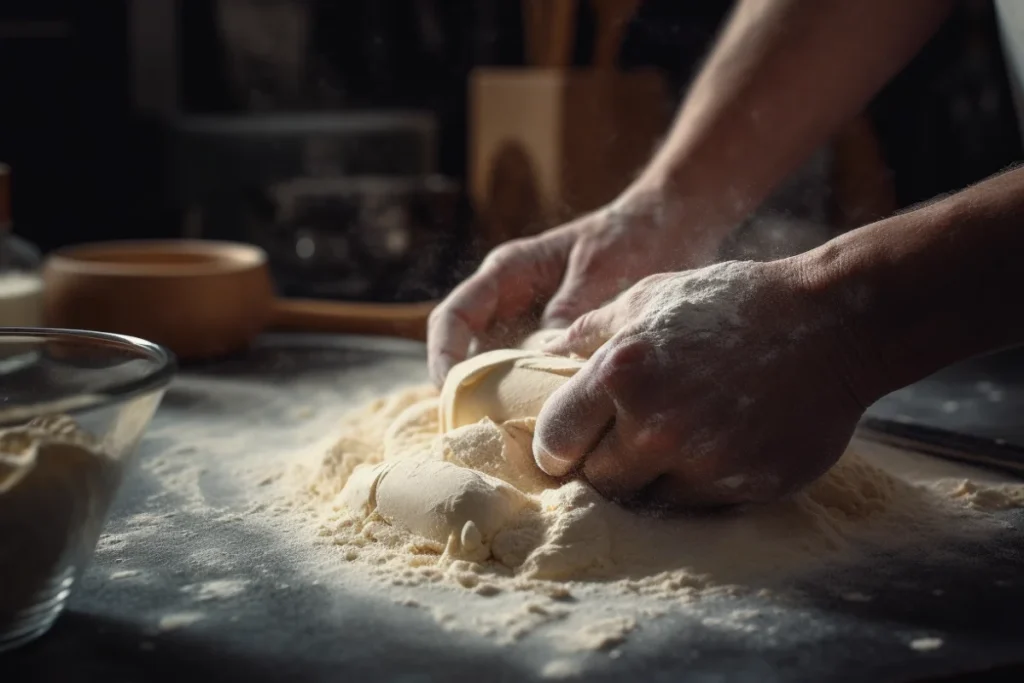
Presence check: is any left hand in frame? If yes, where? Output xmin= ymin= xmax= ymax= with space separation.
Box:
xmin=531 ymin=259 xmax=872 ymax=508
xmin=426 ymin=181 xmax=723 ymax=386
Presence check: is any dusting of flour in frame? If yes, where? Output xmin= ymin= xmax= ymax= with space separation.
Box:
xmin=113 ymin=342 xmax=1024 ymax=662
xmin=277 ymin=360 xmax=1024 ymax=653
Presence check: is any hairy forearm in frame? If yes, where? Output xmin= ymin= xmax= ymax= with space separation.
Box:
xmin=632 ymin=0 xmax=952 ymax=234
xmin=797 ymin=166 xmax=1024 ymax=403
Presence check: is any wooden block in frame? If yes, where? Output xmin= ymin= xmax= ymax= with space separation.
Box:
xmin=469 ymin=68 xmax=671 ymax=249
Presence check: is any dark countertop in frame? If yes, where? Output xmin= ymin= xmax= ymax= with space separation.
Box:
xmin=867 ymin=347 xmax=1024 ymax=446
xmin=7 ymin=336 xmax=1024 ymax=683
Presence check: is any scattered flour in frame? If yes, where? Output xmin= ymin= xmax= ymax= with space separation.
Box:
xmin=109 ymin=569 xmax=142 ymax=580
xmin=561 ymin=616 xmax=637 ymax=651
xmin=700 ymin=608 xmax=762 ymax=634
xmin=541 ymin=657 xmax=584 ymax=679
xmin=301 ymin=376 xmax=1012 ymax=586
xmin=181 ymin=579 xmax=249 ymax=602
xmin=97 ymin=344 xmax=1024 ymax=662
xmin=262 ymin=346 xmax=1024 ymax=652
xmin=156 ymin=611 xmax=206 ymax=631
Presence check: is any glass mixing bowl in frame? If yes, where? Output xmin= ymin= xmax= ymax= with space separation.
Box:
xmin=0 ymin=328 xmax=176 ymax=652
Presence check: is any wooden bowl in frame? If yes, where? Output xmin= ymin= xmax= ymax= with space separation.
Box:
xmin=42 ymin=240 xmax=437 ymax=360
xmin=43 ymin=241 xmax=273 ymax=360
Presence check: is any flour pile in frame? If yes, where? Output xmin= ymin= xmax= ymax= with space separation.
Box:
xmin=0 ymin=415 xmax=116 ymax=627
xmin=299 ymin=345 xmax=1024 ymax=601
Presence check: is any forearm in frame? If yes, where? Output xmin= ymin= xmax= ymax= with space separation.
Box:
xmin=796 ymin=166 xmax=1024 ymax=403
xmin=630 ymin=0 xmax=952 ymax=235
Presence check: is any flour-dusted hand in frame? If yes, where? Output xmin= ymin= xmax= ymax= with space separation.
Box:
xmin=427 ymin=187 xmax=722 ymax=386
xmin=532 ymin=259 xmax=874 ymax=508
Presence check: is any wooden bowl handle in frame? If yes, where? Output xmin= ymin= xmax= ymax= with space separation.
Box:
xmin=269 ymin=299 xmax=436 ymax=342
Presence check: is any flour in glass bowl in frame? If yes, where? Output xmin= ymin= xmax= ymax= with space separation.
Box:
xmin=0 ymin=272 xmax=43 ymax=327
xmin=0 ymin=415 xmax=116 ymax=640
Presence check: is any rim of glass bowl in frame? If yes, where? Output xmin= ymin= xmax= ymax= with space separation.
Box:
xmin=0 ymin=328 xmax=178 ymax=428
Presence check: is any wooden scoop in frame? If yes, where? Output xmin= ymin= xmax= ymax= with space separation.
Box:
xmin=42 ymin=240 xmax=436 ymax=360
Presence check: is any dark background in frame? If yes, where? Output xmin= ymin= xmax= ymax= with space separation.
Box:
xmin=0 ymin=0 xmax=1020 ymax=263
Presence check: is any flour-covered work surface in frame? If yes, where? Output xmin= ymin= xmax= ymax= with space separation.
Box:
xmin=11 ymin=335 xmax=1024 ymax=683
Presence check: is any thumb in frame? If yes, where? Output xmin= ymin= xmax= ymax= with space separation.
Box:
xmin=542 ymin=302 xmax=624 ymax=358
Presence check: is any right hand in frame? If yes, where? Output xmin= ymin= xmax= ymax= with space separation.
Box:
xmin=531 ymin=258 xmax=872 ymax=509
xmin=428 ymin=186 xmax=724 ymax=385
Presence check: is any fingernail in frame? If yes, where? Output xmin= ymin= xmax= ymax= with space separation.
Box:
xmin=533 ymin=436 xmax=573 ymax=477
xmin=532 ymin=442 xmax=555 ymax=474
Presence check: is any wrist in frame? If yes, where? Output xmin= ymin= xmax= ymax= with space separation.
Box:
xmin=783 ymin=242 xmax=894 ymax=407
xmin=785 ymin=190 xmax=990 ymax=404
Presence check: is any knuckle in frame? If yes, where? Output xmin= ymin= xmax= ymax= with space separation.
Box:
xmin=600 ymin=338 xmax=654 ymax=380
xmin=481 ymin=238 xmax=530 ymax=270
xmin=622 ymin=288 xmax=644 ymax=312
xmin=625 ymin=273 xmax=668 ymax=307
xmin=551 ymin=312 xmax=610 ymax=358
xmin=621 ymin=283 xmax=649 ymax=309
xmin=646 ymin=271 xmax=673 ymax=284
xmin=564 ymin=310 xmax=597 ymax=340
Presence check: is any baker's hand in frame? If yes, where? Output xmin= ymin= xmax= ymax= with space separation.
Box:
xmin=532 ymin=259 xmax=873 ymax=508
xmin=427 ymin=187 xmax=722 ymax=386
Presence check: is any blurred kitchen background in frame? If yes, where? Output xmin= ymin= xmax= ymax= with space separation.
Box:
xmin=0 ymin=0 xmax=1020 ymax=304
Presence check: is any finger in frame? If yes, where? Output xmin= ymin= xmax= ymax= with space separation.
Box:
xmin=427 ymin=272 xmax=499 ymax=385
xmin=428 ymin=255 xmax=542 ymax=384
xmin=581 ymin=387 xmax=678 ymax=504
xmin=428 ymin=231 xmax=577 ymax=385
xmin=533 ymin=354 xmax=617 ymax=477
xmin=541 ymin=265 xmax=627 ymax=330
xmin=580 ymin=424 xmax=664 ymax=503
xmin=542 ymin=302 xmax=625 ymax=358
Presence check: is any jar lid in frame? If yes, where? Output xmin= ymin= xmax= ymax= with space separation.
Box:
xmin=0 ymin=163 xmax=9 ymax=231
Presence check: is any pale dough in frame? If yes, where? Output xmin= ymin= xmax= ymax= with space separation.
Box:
xmin=340 ymin=348 xmax=581 ymax=565
xmin=439 ymin=349 xmax=582 ymax=431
